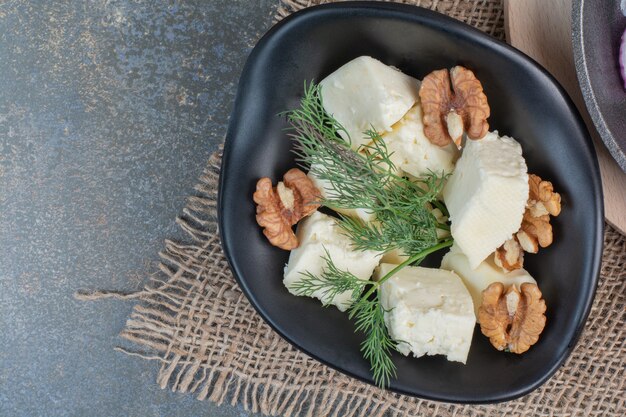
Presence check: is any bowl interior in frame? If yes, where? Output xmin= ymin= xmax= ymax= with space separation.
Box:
xmin=220 ymin=2 xmax=603 ymax=403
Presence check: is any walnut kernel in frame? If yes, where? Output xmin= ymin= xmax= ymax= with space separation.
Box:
xmin=253 ymin=168 xmax=320 ymax=250
xmin=478 ymin=282 xmax=547 ymax=354
xmin=495 ymin=174 xmax=561 ymax=271
xmin=419 ymin=66 xmax=490 ymax=147
xmin=494 ymin=237 xmax=524 ymax=272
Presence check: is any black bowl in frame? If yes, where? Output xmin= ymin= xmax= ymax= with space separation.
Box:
xmin=219 ymin=2 xmax=603 ymax=403
xmin=573 ymin=0 xmax=626 ymax=171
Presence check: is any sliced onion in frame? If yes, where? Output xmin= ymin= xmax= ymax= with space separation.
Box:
xmin=621 ymin=28 xmax=626 ymax=89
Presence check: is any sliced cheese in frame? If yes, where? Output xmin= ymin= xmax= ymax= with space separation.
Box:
xmin=442 ymin=131 xmax=529 ymax=269
xmin=440 ymin=245 xmax=537 ymax=319
xmin=375 ymin=263 xmax=475 ymax=364
xmin=382 ymin=105 xmax=459 ymax=178
xmin=320 ymin=56 xmax=419 ymax=151
xmin=283 ymin=211 xmax=382 ymax=311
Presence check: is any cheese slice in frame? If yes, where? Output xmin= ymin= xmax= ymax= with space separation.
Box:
xmin=442 ymin=131 xmax=529 ymax=269
xmin=283 ymin=212 xmax=382 ymax=311
xmin=375 ymin=263 xmax=475 ymax=364
xmin=440 ymin=245 xmax=537 ymax=319
xmin=320 ymin=56 xmax=419 ymax=151
xmin=381 ymin=104 xmax=459 ymax=178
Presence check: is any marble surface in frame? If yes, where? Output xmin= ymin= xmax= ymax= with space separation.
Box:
xmin=0 ymin=1 xmax=276 ymax=415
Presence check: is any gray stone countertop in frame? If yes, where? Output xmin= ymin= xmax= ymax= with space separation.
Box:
xmin=0 ymin=1 xmax=277 ymax=415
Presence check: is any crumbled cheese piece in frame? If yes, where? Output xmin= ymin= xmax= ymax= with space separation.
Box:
xmin=382 ymin=104 xmax=459 ymax=178
xmin=283 ymin=212 xmax=382 ymax=311
xmin=375 ymin=263 xmax=475 ymax=363
xmin=320 ymin=56 xmax=419 ymax=150
xmin=441 ymin=245 xmax=537 ymax=319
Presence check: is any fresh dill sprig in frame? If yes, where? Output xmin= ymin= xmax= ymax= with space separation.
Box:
xmin=286 ymin=83 xmax=449 ymax=257
xmin=351 ymin=240 xmax=453 ymax=387
xmin=295 ymin=240 xmax=453 ymax=388
xmin=283 ymin=81 xmax=455 ymax=388
xmin=290 ymin=247 xmax=374 ymax=307
xmin=349 ymin=294 xmax=398 ymax=387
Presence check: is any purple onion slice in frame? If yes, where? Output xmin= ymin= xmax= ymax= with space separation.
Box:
xmin=621 ymin=28 xmax=626 ymax=89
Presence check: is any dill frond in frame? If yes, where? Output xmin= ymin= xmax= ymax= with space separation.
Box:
xmin=286 ymin=83 xmax=449 ymax=255
xmin=290 ymin=248 xmax=373 ymax=307
xmin=349 ymin=295 xmax=397 ymax=388
xmin=281 ymin=81 xmax=455 ymax=388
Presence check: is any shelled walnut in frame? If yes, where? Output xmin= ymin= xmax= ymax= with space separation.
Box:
xmin=494 ymin=238 xmax=524 ymax=271
xmin=518 ymin=174 xmax=561 ymax=252
xmin=253 ymin=168 xmax=320 ymax=250
xmin=478 ymin=282 xmax=547 ymax=354
xmin=419 ymin=66 xmax=490 ymax=147
xmin=495 ymin=174 xmax=562 ymax=272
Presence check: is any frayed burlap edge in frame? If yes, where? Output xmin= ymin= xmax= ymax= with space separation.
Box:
xmin=77 ymin=147 xmax=625 ymax=417
xmin=275 ymin=0 xmax=505 ymax=39
xmin=76 ymin=1 xmax=626 ymax=416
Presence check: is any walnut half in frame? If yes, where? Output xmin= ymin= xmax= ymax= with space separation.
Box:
xmin=495 ymin=174 xmax=562 ymax=271
xmin=518 ymin=174 xmax=561 ymax=253
xmin=419 ymin=66 xmax=490 ymax=147
xmin=478 ymin=282 xmax=547 ymax=354
xmin=253 ymin=168 xmax=320 ymax=250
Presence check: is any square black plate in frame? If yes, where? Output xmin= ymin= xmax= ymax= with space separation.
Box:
xmin=219 ymin=2 xmax=603 ymax=403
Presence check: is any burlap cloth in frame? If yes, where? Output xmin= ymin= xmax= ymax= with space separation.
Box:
xmin=79 ymin=1 xmax=626 ymax=416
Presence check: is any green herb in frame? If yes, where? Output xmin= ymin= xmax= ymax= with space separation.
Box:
xmin=293 ymin=240 xmax=453 ymax=387
xmin=284 ymin=82 xmax=454 ymax=388
xmin=350 ymin=241 xmax=452 ymax=387
xmin=349 ymin=294 xmax=396 ymax=387
xmin=290 ymin=247 xmax=375 ymax=306
xmin=286 ymin=83 xmax=448 ymax=256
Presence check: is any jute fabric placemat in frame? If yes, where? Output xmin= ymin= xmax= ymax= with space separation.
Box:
xmin=78 ymin=1 xmax=626 ymax=416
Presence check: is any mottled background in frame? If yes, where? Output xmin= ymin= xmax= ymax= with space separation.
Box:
xmin=0 ymin=1 xmax=276 ymax=415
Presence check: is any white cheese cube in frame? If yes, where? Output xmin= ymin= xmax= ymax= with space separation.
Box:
xmin=283 ymin=212 xmax=382 ymax=311
xmin=307 ymin=167 xmax=376 ymax=223
xmin=442 ymin=132 xmax=529 ymax=269
xmin=320 ymin=56 xmax=419 ymax=151
xmin=382 ymin=105 xmax=460 ymax=178
xmin=441 ymin=245 xmax=537 ymax=319
xmin=375 ymin=263 xmax=475 ymax=364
